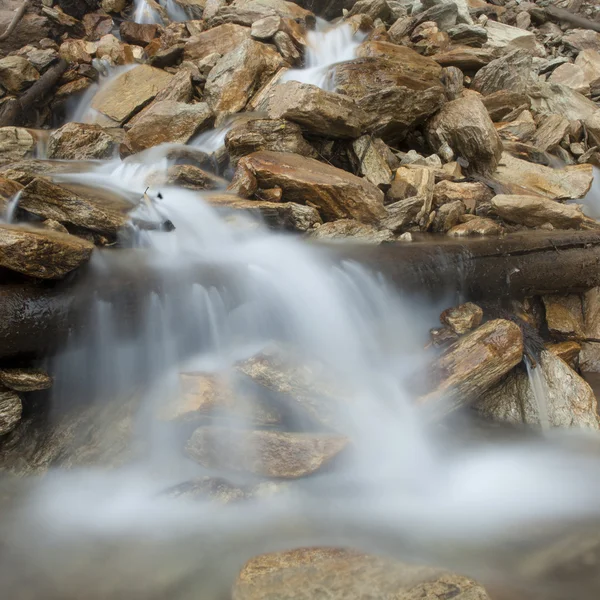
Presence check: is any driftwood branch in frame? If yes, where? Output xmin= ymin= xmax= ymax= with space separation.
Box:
xmin=0 ymin=0 xmax=30 ymax=42
xmin=545 ymin=5 xmax=600 ymax=34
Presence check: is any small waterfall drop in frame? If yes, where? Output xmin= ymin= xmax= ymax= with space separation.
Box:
xmin=2 ymin=190 xmax=22 ymax=224
xmin=525 ymin=356 xmax=551 ymax=432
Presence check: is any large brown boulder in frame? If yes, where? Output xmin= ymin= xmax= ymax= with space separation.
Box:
xmin=123 ymin=101 xmax=213 ymax=154
xmin=0 ymin=224 xmax=94 ymax=279
xmin=470 ymin=49 xmax=534 ymax=96
xmin=236 ymin=151 xmax=387 ymax=223
xmin=184 ymin=23 xmax=251 ymax=61
xmin=209 ymin=0 xmax=315 ymax=27
xmin=0 ymin=127 xmax=35 ymax=165
xmin=90 ymin=65 xmax=174 ymax=125
xmin=47 ymin=123 xmax=121 ymax=160
xmin=0 ymin=56 xmax=39 ymax=93
xmin=205 ymin=39 xmax=284 ymax=119
xmin=267 ymin=81 xmax=368 ymax=138
xmin=426 ymin=95 xmax=503 ymax=174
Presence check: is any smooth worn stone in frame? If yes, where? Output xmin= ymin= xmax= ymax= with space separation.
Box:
xmin=90 ymin=65 xmax=174 ymax=125
xmin=477 ymin=350 xmax=599 ymax=429
xmin=267 ymin=81 xmax=368 ymax=139
xmin=0 ymin=390 xmax=22 ymax=436
xmin=440 ymin=302 xmax=483 ymax=334
xmin=0 ymin=224 xmax=94 ymax=279
xmin=207 ymin=194 xmax=322 ymax=232
xmin=185 ymin=427 xmax=349 ymax=478
xmin=0 ymin=127 xmax=35 ymax=165
xmin=19 ymin=178 xmax=128 ymax=236
xmin=0 ymin=368 xmax=52 ymax=392
xmin=225 ymin=118 xmax=316 ymax=165
xmin=426 ymin=95 xmax=503 ymax=174
xmin=123 ymin=101 xmax=213 ymax=154
xmin=0 ymin=56 xmax=39 ymax=93
xmin=237 ymin=151 xmax=387 ymax=224
xmin=308 ymin=219 xmax=394 ymax=243
xmin=471 ymin=49 xmax=533 ymax=96
xmin=234 ymin=549 xmax=491 ymax=600
xmin=491 ymin=194 xmax=596 ymax=230
xmin=184 ymin=23 xmax=252 ymax=61
xmin=421 ymin=319 xmax=523 ymax=415
xmin=492 ymin=153 xmax=593 ymax=200
xmin=447 ymin=216 xmax=502 ymax=236
xmin=47 ymin=123 xmax=120 ymax=160
xmin=543 ymin=294 xmax=585 ymax=338
xmin=433 ymin=180 xmax=492 ymax=211
xmin=205 ymin=39 xmax=284 ymax=119
xmin=430 ymin=200 xmax=465 ymax=232
xmin=530 ymin=114 xmax=570 ymax=152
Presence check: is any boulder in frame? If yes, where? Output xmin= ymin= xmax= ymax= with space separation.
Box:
xmin=0 ymin=390 xmax=21 ymax=436
xmin=426 ymin=95 xmax=503 ymax=175
xmin=543 ymin=294 xmax=585 ymax=338
xmin=95 ymin=34 xmax=134 ymax=65
xmin=204 ymin=39 xmax=283 ymax=119
xmin=90 ymin=65 xmax=174 ymax=125
xmin=0 ymin=56 xmax=39 ymax=93
xmin=59 ymin=39 xmax=93 ymax=64
xmin=491 ymin=195 xmax=596 ymax=229
xmin=440 ymin=302 xmax=483 ymax=334
xmin=0 ymin=369 xmax=52 ymax=392
xmin=225 ymin=118 xmax=316 ymax=164
xmin=433 ymin=46 xmax=495 ymax=70
xmin=273 ymin=31 xmax=301 ymax=65
xmin=448 ymin=24 xmax=487 ymax=46
xmin=430 ymin=200 xmax=465 ymax=233
xmin=123 ymin=101 xmax=213 ymax=154
xmin=562 ymin=29 xmax=600 ymax=53
xmin=251 ymin=15 xmax=281 ymax=39
xmin=530 ymin=114 xmax=570 ymax=152
xmin=234 ymin=550 xmax=491 ymax=600
xmin=549 ymin=63 xmax=591 ymax=96
xmin=209 ymin=0 xmax=315 ymax=28
xmin=207 ymin=194 xmax=322 ymax=232
xmin=433 ymin=180 xmax=492 ymax=211
xmin=184 ymin=23 xmax=252 ymax=61
xmin=471 ymin=49 xmax=533 ymax=96
xmin=237 ymin=151 xmax=387 ymax=223
xmin=156 ymin=164 xmax=227 ymax=191
xmin=492 ymin=153 xmax=593 ymax=200
xmin=527 ymin=82 xmax=598 ymax=122
xmin=185 ymin=427 xmax=349 ymax=478
xmin=352 ymin=136 xmax=393 ymax=189
xmin=585 ymin=112 xmax=600 ymax=148
xmin=83 ymin=12 xmax=114 ymax=41
xmin=0 ymin=224 xmax=94 ymax=279
xmin=47 ymin=123 xmax=120 ymax=160
xmin=19 ymin=179 xmax=128 ymax=236
xmin=267 ymin=81 xmax=368 ymax=139
xmin=477 ymin=351 xmax=600 ymax=429
xmin=483 ymin=20 xmax=537 ymax=53
xmin=420 ymin=319 xmax=523 ymax=415
xmin=0 ymin=127 xmax=35 ymax=165
xmin=119 ymin=22 xmax=159 ymax=47
xmin=308 ymin=220 xmax=394 ymax=243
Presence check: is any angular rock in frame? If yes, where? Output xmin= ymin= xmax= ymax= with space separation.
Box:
xmin=477 ymin=351 xmax=599 ymax=429
xmin=158 ymin=164 xmax=226 ymax=191
xmin=441 ymin=65 xmax=464 ymax=100
xmin=549 ymin=63 xmax=591 ymax=96
xmin=59 ymin=39 xmax=93 ymax=64
xmin=205 ymin=39 xmax=283 ymax=118
xmin=431 ymin=200 xmax=465 ymax=233
xmin=0 ymin=369 xmax=52 ymax=392
xmin=483 ymin=20 xmax=537 ymax=53
xmin=251 ymin=15 xmax=281 ymax=39
xmin=433 ymin=46 xmax=495 ymax=70
xmin=0 ymin=390 xmax=21 ymax=436
xmin=493 ymin=153 xmax=593 ymax=200
xmin=123 ymin=101 xmax=213 ymax=154
xmin=185 ymin=427 xmax=349 ymax=478
xmin=352 ymin=136 xmax=393 ymax=189
xmin=447 ymin=216 xmax=502 ymax=236
xmin=0 ymin=56 xmax=39 ymax=93
xmin=308 ymin=219 xmax=394 ymax=243
xmin=19 ymin=179 xmax=128 ymax=236
xmin=543 ymin=293 xmax=584 ymax=339
xmin=546 ymin=340 xmax=581 ymax=366
xmin=441 ymin=302 xmax=483 ymax=335
xmin=0 ymin=127 xmax=35 ymax=165
xmin=528 ymin=82 xmax=598 ymax=122
xmin=471 ymin=49 xmax=533 ymax=96
xmin=83 ymin=12 xmax=114 ymax=41
xmin=207 ymin=194 xmax=321 ymax=232
xmin=420 ymin=319 xmax=523 ymax=415
xmin=562 ymin=29 xmax=600 ymax=53
xmin=237 ymin=151 xmax=386 ymax=224
xmin=274 ymin=31 xmax=301 ymax=65
xmin=47 ymin=123 xmax=120 ymax=160
xmin=530 ymin=114 xmax=570 ymax=152
xmin=433 ymin=180 xmax=492 ymax=211
xmin=90 ymin=65 xmax=174 ymax=125
xmin=448 ymin=24 xmax=487 ymax=46
xmin=387 ymin=165 xmax=434 ymax=210
xmin=267 ymin=81 xmax=367 ymax=139
xmin=0 ymin=224 xmax=94 ymax=279
xmin=225 ymin=118 xmax=316 ymax=165
xmin=491 ymin=194 xmax=595 ymax=230
xmin=209 ymin=0 xmax=315 ymax=28
xmin=119 ymin=22 xmax=159 ymax=47
xmin=585 ymin=112 xmax=600 ymax=148
xmin=184 ymin=23 xmax=252 ymax=61
xmin=426 ymin=95 xmax=503 ymax=174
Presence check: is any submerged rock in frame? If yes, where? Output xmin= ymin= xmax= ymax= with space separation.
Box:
xmin=0 ymin=390 xmax=22 ymax=436
xmin=0 ymin=224 xmax=94 ymax=279
xmin=185 ymin=427 xmax=349 ymax=478
xmin=236 ymin=151 xmax=387 ymax=224
xmin=477 ymin=351 xmax=600 ymax=429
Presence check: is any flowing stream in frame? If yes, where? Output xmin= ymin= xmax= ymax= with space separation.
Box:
xmin=4 ymin=13 xmax=600 ymax=600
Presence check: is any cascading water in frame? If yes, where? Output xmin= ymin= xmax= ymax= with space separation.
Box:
xmin=2 ymin=190 xmax=21 ymax=223
xmin=524 ymin=356 xmax=551 ymax=432
xmin=133 ymin=0 xmax=189 ymax=24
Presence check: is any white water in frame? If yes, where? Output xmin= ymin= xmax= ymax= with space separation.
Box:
xmin=2 ymin=190 xmax=21 ymax=223
xmin=282 ymin=21 xmax=365 ymax=90
xmin=525 ymin=356 xmax=551 ymax=432
xmin=581 ymin=167 xmax=600 ymax=219
xmin=134 ymin=0 xmax=188 ymax=24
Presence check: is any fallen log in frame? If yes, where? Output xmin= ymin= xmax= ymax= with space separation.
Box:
xmin=545 ymin=5 xmax=600 ymax=34
xmin=0 ymin=0 xmax=30 ymax=42
xmin=2 ymin=231 xmax=600 ymax=360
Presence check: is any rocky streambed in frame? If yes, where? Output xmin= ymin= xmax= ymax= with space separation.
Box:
xmin=2 ymin=0 xmax=600 ymax=599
